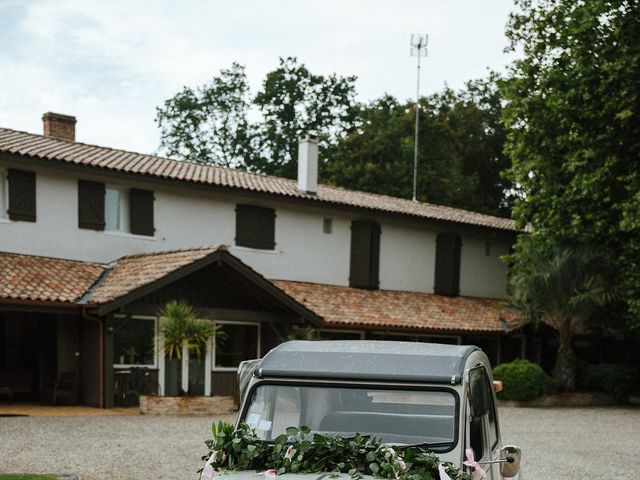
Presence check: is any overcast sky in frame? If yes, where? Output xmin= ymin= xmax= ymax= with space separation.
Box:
xmin=0 ymin=0 xmax=517 ymax=155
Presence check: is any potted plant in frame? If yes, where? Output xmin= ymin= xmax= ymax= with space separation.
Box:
xmin=157 ymin=300 xmax=222 ymax=396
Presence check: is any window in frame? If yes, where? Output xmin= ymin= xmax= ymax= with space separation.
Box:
xmin=105 ymin=188 xmax=129 ymax=232
xmin=214 ymin=322 xmax=260 ymax=369
xmin=235 ymin=204 xmax=276 ymax=250
xmin=243 ymin=384 xmax=456 ymax=448
xmin=349 ymin=220 xmax=380 ymax=289
xmin=79 ymin=181 xmax=154 ymax=236
xmin=113 ymin=317 xmax=156 ymax=367
xmin=434 ymin=233 xmax=461 ymax=296
xmin=6 ymin=169 xmax=36 ymax=222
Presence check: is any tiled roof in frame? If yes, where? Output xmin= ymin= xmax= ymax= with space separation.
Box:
xmin=0 ymin=127 xmax=516 ymax=232
xmin=0 ymin=248 xmax=524 ymax=334
xmin=274 ymin=280 xmax=525 ymax=334
xmin=87 ymin=245 xmax=226 ymax=303
xmin=0 ymin=252 xmax=105 ymax=303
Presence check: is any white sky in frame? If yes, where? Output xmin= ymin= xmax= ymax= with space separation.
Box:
xmin=0 ymin=0 xmax=517 ymax=155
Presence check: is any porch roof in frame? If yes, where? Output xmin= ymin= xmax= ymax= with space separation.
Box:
xmin=0 ymin=247 xmax=322 ymax=324
xmin=0 ymin=249 xmax=525 ymax=334
xmin=0 ymin=251 xmax=104 ymax=303
xmin=273 ymin=280 xmax=525 ymax=334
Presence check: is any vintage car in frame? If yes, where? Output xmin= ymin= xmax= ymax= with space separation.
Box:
xmin=235 ymin=340 xmax=521 ymax=479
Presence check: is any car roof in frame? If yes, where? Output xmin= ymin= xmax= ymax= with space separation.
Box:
xmin=256 ymin=340 xmax=480 ymax=384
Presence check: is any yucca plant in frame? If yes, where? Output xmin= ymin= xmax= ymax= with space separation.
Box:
xmin=158 ymin=300 xmax=221 ymax=360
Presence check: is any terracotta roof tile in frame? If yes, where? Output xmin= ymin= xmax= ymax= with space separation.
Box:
xmin=87 ymin=245 xmax=227 ymax=304
xmin=0 ymin=252 xmax=105 ymax=303
xmin=0 ymin=127 xmax=516 ymax=232
xmin=274 ymin=280 xmax=525 ymax=334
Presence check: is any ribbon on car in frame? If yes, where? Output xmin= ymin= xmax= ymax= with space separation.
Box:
xmin=463 ymin=449 xmax=487 ymax=478
xmin=200 ymin=451 xmax=218 ymax=480
xmin=438 ymin=463 xmax=453 ymax=480
xmin=263 ymin=469 xmax=277 ymax=478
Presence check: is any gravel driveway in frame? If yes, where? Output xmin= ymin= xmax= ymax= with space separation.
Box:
xmin=1 ymin=407 xmax=638 ymax=479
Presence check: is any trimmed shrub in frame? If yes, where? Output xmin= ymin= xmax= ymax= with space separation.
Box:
xmin=493 ymin=359 xmax=547 ymax=401
xmin=576 ymin=360 xmax=637 ymax=401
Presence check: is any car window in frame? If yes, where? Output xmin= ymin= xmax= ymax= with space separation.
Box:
xmin=243 ymin=384 xmax=457 ymax=449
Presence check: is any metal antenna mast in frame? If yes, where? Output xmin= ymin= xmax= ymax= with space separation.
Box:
xmin=410 ymin=33 xmax=428 ymax=202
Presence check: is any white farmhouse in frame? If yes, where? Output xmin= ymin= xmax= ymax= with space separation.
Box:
xmin=0 ymin=113 xmax=526 ymax=408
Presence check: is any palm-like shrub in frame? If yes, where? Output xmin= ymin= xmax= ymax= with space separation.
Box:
xmin=158 ymin=300 xmax=220 ymax=359
xmin=509 ymin=245 xmax=614 ymax=391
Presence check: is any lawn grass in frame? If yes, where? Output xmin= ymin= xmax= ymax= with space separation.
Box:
xmin=0 ymin=475 xmax=54 ymax=480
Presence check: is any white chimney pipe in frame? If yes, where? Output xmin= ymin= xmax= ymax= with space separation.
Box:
xmin=297 ymin=134 xmax=318 ymax=194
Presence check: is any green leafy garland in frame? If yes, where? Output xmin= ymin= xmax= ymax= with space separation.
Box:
xmin=202 ymin=421 xmax=471 ymax=480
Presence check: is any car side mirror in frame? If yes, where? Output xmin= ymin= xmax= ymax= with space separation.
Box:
xmin=499 ymin=445 xmax=521 ymax=478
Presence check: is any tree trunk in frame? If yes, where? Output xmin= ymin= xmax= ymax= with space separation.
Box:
xmin=552 ymin=328 xmax=576 ymax=391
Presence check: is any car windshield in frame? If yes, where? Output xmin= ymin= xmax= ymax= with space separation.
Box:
xmin=242 ymin=384 xmax=456 ymax=448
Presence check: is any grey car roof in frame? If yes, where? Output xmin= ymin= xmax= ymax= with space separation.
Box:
xmin=256 ymin=340 xmax=480 ymax=384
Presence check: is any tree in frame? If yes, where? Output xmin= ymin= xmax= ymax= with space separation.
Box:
xmin=502 ymin=0 xmax=640 ymax=329
xmin=254 ymin=57 xmax=358 ymax=178
xmin=323 ymin=74 xmax=512 ymax=216
xmin=156 ymin=63 xmax=254 ymax=168
xmin=156 ymin=58 xmax=358 ymax=178
xmin=509 ymin=245 xmax=613 ymax=391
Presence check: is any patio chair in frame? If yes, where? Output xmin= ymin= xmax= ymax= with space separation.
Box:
xmin=51 ymin=371 xmax=76 ymax=405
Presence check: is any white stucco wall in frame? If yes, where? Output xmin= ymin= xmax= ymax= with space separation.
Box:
xmin=0 ymin=161 xmax=512 ymax=298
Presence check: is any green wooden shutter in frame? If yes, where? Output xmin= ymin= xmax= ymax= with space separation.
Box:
xmin=78 ymin=180 xmax=105 ymax=230
xmin=7 ymin=169 xmax=36 ymax=222
xmin=434 ymin=233 xmax=461 ymax=296
xmin=129 ymin=188 xmax=155 ymax=236
xmin=349 ymin=220 xmax=380 ymax=289
xmin=235 ymin=204 xmax=276 ymax=249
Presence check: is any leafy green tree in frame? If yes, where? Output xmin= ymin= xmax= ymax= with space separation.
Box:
xmin=502 ymin=0 xmax=640 ymax=329
xmin=156 ymin=58 xmax=358 ymax=178
xmin=509 ymin=246 xmax=613 ymax=391
xmin=156 ymin=63 xmax=254 ymax=168
xmin=254 ymin=57 xmax=358 ymax=178
xmin=323 ymin=74 xmax=512 ymax=216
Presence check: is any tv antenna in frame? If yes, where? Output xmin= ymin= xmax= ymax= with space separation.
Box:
xmin=410 ymin=33 xmax=428 ymax=202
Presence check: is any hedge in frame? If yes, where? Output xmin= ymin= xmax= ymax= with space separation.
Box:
xmin=492 ymin=359 xmax=548 ymax=401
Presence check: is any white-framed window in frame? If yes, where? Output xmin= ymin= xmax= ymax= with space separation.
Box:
xmin=113 ymin=315 xmax=157 ymax=367
xmin=105 ymin=186 xmax=130 ymax=232
xmin=212 ymin=321 xmax=261 ymax=371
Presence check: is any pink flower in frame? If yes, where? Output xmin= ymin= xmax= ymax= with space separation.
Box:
xmin=264 ymin=469 xmax=277 ymax=478
xmin=397 ymin=457 xmax=406 ymax=471
xmin=463 ymin=449 xmax=487 ymax=478
xmin=284 ymin=445 xmax=295 ymax=460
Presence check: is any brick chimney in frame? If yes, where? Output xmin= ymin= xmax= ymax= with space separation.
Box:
xmin=42 ymin=112 xmax=76 ymax=141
